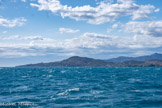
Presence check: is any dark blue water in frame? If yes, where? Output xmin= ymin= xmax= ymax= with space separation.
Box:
xmin=0 ymin=67 xmax=162 ymax=108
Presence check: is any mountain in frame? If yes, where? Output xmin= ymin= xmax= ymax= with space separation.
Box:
xmin=17 ymin=54 xmax=162 ymax=67
xmin=115 ymin=60 xmax=162 ymax=67
xmin=18 ymin=56 xmax=112 ymax=67
xmin=105 ymin=53 xmax=162 ymax=63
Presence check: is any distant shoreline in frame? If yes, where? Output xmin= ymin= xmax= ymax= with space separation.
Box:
xmin=17 ymin=53 xmax=162 ymax=67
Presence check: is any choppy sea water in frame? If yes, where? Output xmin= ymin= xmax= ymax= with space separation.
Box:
xmin=0 ymin=67 xmax=162 ymax=108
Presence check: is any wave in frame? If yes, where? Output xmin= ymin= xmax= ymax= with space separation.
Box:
xmin=57 ymin=88 xmax=80 ymax=96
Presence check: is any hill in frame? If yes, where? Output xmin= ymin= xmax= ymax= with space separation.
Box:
xmin=18 ymin=56 xmax=112 ymax=67
xmin=105 ymin=53 xmax=162 ymax=63
xmin=115 ymin=60 xmax=162 ymax=67
xmin=17 ymin=55 xmax=162 ymax=67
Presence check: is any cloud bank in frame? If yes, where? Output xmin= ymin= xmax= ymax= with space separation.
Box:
xmin=124 ymin=21 xmax=162 ymax=37
xmin=0 ymin=32 xmax=162 ymax=58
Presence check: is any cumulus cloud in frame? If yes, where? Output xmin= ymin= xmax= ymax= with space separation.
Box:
xmin=0 ymin=32 xmax=162 ymax=58
xmin=59 ymin=28 xmax=80 ymax=34
xmin=0 ymin=17 xmax=27 ymax=27
xmin=66 ymin=32 xmax=162 ymax=49
xmin=30 ymin=0 xmax=158 ymax=24
xmin=124 ymin=21 xmax=162 ymax=37
xmin=112 ymin=23 xmax=119 ymax=29
xmin=107 ymin=22 xmax=121 ymax=33
xmin=154 ymin=8 xmax=160 ymax=12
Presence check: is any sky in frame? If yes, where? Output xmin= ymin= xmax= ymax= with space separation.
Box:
xmin=0 ymin=0 xmax=162 ymax=67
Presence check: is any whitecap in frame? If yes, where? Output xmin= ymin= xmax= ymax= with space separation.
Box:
xmin=132 ymin=90 xmax=141 ymax=93
xmin=57 ymin=88 xmax=80 ymax=96
xmin=68 ymin=88 xmax=80 ymax=92
xmin=42 ymin=74 xmax=53 ymax=77
xmin=49 ymin=69 xmax=55 ymax=73
xmin=15 ymin=86 xmax=28 ymax=90
xmin=57 ymin=92 xmax=68 ymax=96
xmin=21 ymin=76 xmax=28 ymax=78
xmin=61 ymin=70 xmax=66 ymax=73
xmin=128 ymin=78 xmax=141 ymax=83
xmin=47 ymin=75 xmax=53 ymax=77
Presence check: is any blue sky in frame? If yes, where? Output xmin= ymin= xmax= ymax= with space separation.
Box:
xmin=0 ymin=0 xmax=162 ymax=67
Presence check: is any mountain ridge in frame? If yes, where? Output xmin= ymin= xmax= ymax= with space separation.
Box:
xmin=17 ymin=53 xmax=162 ymax=67
xmin=105 ymin=53 xmax=162 ymax=63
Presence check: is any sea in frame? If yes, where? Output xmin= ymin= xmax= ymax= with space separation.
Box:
xmin=0 ymin=67 xmax=162 ymax=108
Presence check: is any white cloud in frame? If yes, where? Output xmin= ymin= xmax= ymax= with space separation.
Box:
xmin=107 ymin=22 xmax=121 ymax=33
xmin=68 ymin=32 xmax=162 ymax=49
xmin=124 ymin=21 xmax=162 ymax=37
xmin=3 ymin=35 xmax=53 ymax=41
xmin=21 ymin=0 xmax=27 ymax=2
xmin=59 ymin=28 xmax=80 ymax=34
xmin=30 ymin=0 xmax=158 ymax=24
xmin=154 ymin=8 xmax=160 ymax=12
xmin=0 ymin=32 xmax=162 ymax=58
xmin=112 ymin=23 xmax=118 ymax=29
xmin=0 ymin=17 xmax=27 ymax=27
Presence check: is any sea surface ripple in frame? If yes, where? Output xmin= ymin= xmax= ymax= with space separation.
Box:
xmin=0 ymin=67 xmax=162 ymax=108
